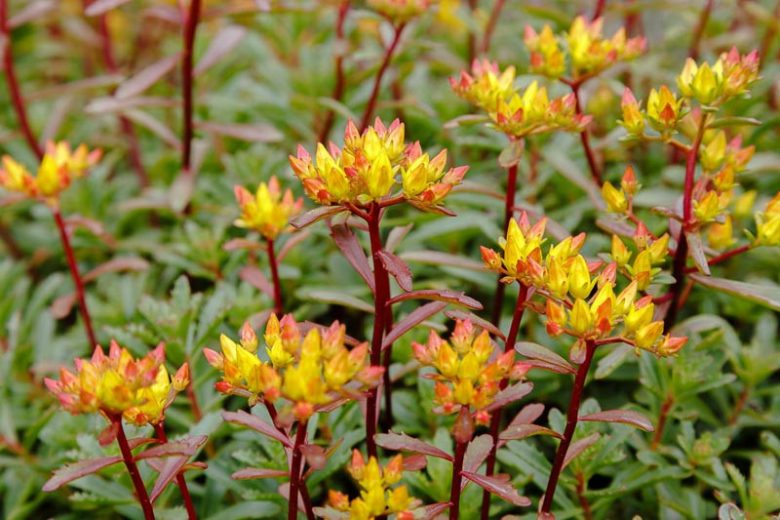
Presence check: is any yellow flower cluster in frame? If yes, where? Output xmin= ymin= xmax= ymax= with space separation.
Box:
xmin=234 ymin=176 xmax=303 ymax=241
xmin=0 ymin=142 xmax=101 ymax=204
xmin=289 ymin=119 xmax=467 ymax=208
xmin=412 ymin=320 xmax=529 ymax=425
xmin=610 ymin=233 xmax=669 ymax=291
xmin=525 ymin=17 xmax=645 ymax=81
xmin=678 ymin=48 xmax=760 ymax=106
xmin=328 ymin=451 xmax=416 ymax=520
xmin=205 ymin=316 xmax=381 ymax=420
xmin=368 ymin=0 xmax=430 ymax=24
xmin=45 ymin=342 xmax=189 ymax=426
xmin=451 ymin=59 xmax=590 ymax=139
xmin=754 ymin=193 xmax=780 ymax=246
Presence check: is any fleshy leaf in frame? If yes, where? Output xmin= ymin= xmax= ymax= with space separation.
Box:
xmin=460 ymin=471 xmax=531 ymax=506
xmin=375 ymin=432 xmax=453 ymax=461
xmin=223 ymin=410 xmax=291 ymax=448
xmin=43 ymin=456 xmax=122 ymax=491
xmin=579 ymin=409 xmax=654 ymax=431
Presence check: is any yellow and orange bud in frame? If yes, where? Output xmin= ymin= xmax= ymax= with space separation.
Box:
xmin=611 ymin=235 xmax=632 ymax=267
xmin=646 ymin=86 xmax=682 ymax=134
xmin=565 ymin=17 xmax=645 ymax=79
xmin=602 ymin=181 xmax=628 ymax=213
xmin=707 ymin=215 xmax=735 ymax=250
xmin=699 ymin=131 xmax=727 ymax=172
xmin=754 ymin=192 xmax=780 ymax=246
xmin=524 ymin=24 xmax=566 ymax=79
xmin=621 ymin=165 xmax=640 ymax=196
xmin=339 ymin=451 xmax=419 ymax=518
xmin=450 ymin=59 xmax=517 ymax=111
xmin=568 ymin=255 xmax=594 ymax=300
xmin=694 ymin=190 xmax=728 ymax=223
xmin=234 ymin=176 xmax=303 ymax=240
xmin=620 ymin=88 xmax=645 ymax=135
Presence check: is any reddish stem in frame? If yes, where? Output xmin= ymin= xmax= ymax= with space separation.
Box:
xmin=685 ymin=243 xmax=751 ymax=273
xmin=1 ymin=0 xmax=43 ymax=159
xmin=153 ymin=423 xmax=197 ymax=519
xmin=491 ymin=161 xmax=519 ymax=325
xmin=359 ymin=22 xmax=406 ymax=131
xmin=664 ymin=115 xmax=707 ymax=330
xmin=592 ymin=0 xmax=606 ymax=20
xmin=114 ymin=417 xmax=155 ymax=520
xmin=571 ymin=83 xmax=601 ymax=185
xmin=728 ymin=387 xmax=750 ymax=425
xmin=576 ymin=472 xmax=593 ymax=520
xmin=541 ymin=340 xmax=596 ymax=513
xmin=688 ymin=0 xmax=714 ymax=60
xmin=53 ymin=208 xmax=97 ymax=347
xmin=365 ymin=203 xmax=390 ymax=458
xmin=481 ymin=0 xmax=505 ymax=55
xmin=481 ymin=283 xmax=529 ymax=520
xmin=650 ymin=394 xmax=674 ymax=450
xmin=182 ymin=0 xmax=202 ymax=174
xmin=267 ymin=238 xmax=283 ymax=315
xmin=381 ymin=315 xmax=394 ymax=430
xmin=466 ymin=0 xmax=478 ymax=63
xmin=317 ymin=0 xmax=350 ymax=143
xmin=449 ymin=437 xmax=468 ymax=520
xmin=288 ymin=420 xmax=308 ymax=520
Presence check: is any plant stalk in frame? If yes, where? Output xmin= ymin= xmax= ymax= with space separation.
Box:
xmin=684 ymin=243 xmax=751 ymax=273
xmin=114 ymin=417 xmax=155 ymax=520
xmin=541 ymin=339 xmax=596 ymax=513
xmin=267 ymin=238 xmax=283 ymax=315
xmin=288 ymin=420 xmax=308 ymax=520
xmin=481 ymin=0 xmax=506 ymax=55
xmin=651 ymin=394 xmax=674 ymax=449
xmin=359 ymin=22 xmax=406 ymax=131
xmin=153 ymin=423 xmax=197 ymax=519
xmin=592 ymin=0 xmax=606 ymax=20
xmin=318 ymin=0 xmax=350 ymax=143
xmin=53 ymin=208 xmax=97 ymax=347
xmin=182 ymin=0 xmax=202 ymax=174
xmin=1 ymin=0 xmax=43 ymax=159
xmin=449 ymin=436 xmax=468 ymax=520
xmin=571 ymin=83 xmax=601 ymax=185
xmin=491 ymin=161 xmax=519 ymax=325
xmin=688 ymin=0 xmax=714 ymax=60
xmin=481 ymin=283 xmax=529 ymax=520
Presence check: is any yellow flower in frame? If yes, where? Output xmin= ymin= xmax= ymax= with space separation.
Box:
xmin=565 ymin=17 xmax=645 ymax=79
xmin=754 ymin=192 xmax=780 ymax=246
xmin=602 ymin=181 xmax=628 ymax=213
xmin=234 ymin=176 xmax=303 ymax=241
xmin=646 ymin=86 xmax=683 ymax=134
xmin=620 ymin=88 xmax=645 ymax=135
xmin=707 ymin=215 xmax=735 ymax=249
xmin=524 ymin=24 xmax=566 ymax=79
xmin=568 ymin=255 xmax=594 ymax=299
xmin=450 ymin=59 xmax=516 ymax=112
xmin=694 ymin=190 xmax=729 ymax=223
xmin=699 ymin=131 xmax=727 ymax=173
xmin=482 ymin=213 xmax=548 ymax=285
xmin=611 ymin=235 xmax=632 ymax=267
xmin=678 ymin=49 xmax=758 ymax=106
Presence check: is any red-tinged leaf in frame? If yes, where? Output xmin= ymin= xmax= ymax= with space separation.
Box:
xmin=124 ymin=109 xmax=181 ymax=149
xmin=150 ymin=456 xmax=189 ymax=502
xmin=86 ymin=96 xmax=176 ymax=114
xmin=83 ymin=257 xmax=150 ymax=284
xmin=385 ymin=224 xmax=413 ymax=253
xmin=460 ymin=471 xmax=531 ymax=507
xmin=685 ymin=232 xmax=711 ymax=276
xmin=43 ymin=456 xmax=122 ymax=491
xmin=402 ymin=453 xmax=427 ymax=471
xmin=508 ymin=403 xmax=545 ymax=427
xmin=689 ymin=274 xmax=780 ymax=312
xmin=291 ymin=206 xmax=347 ymax=230
xmin=84 ymin=0 xmax=131 ymax=16
xmin=330 ymin=223 xmax=374 ymax=292
xmin=128 ymin=438 xmax=159 ymax=450
xmin=194 ymin=25 xmax=247 ymax=75
xmin=485 ymin=382 xmax=533 ymax=412
xmin=400 ymin=250 xmax=487 ymax=271
xmin=498 ymin=139 xmax=525 ymax=168
xmin=65 ymin=215 xmax=116 ymax=246
xmin=382 ymin=302 xmax=448 ymax=350
xmin=519 ymin=358 xmax=575 ymax=375
xmin=445 ymin=310 xmax=505 ymax=340
xmin=8 ymin=0 xmax=55 ymax=28
xmin=562 ymin=433 xmax=601 ymax=469
xmin=223 ymin=410 xmax=291 ymax=448
xmin=515 ymin=342 xmax=575 ymax=374
xmin=389 ymin=289 xmax=482 ymax=310
xmin=223 ymin=238 xmax=264 ymax=252
xmin=197 ymin=121 xmax=282 ymax=143
xmin=115 ymin=54 xmax=180 ymax=99
xmin=51 ymin=293 xmax=78 ymax=319
xmin=580 ymin=409 xmax=654 ymax=432
xmin=31 ymin=75 xmax=124 ymax=100
xmin=97 ymin=421 xmax=119 ymax=446
xmin=278 ymin=230 xmax=310 ymax=261
xmin=463 ymin=434 xmax=493 ymax=473
xmin=415 ymin=502 xmax=451 ymax=520
xmin=300 ymin=444 xmax=327 ymax=470
xmin=232 ymin=468 xmax=288 ymax=480
xmin=375 ymin=433 xmax=453 ymax=461
xmin=378 ymin=250 xmax=413 ymax=292
xmin=136 ymin=436 xmax=207 ymax=460
xmin=499 ymin=424 xmax=562 ymax=441
xmin=239 ymin=265 xmax=274 ymax=297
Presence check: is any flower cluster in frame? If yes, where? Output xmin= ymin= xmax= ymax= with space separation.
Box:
xmin=368 ymin=0 xmax=429 ymax=24
xmin=233 ymin=176 xmax=303 ymax=241
xmin=289 ymin=119 xmax=466 ymax=209
xmin=413 ymin=319 xmax=529 ymax=425
xmin=678 ymin=48 xmax=760 ymax=106
xmin=754 ymin=193 xmax=780 ymax=246
xmin=205 ymin=316 xmax=381 ymax=420
xmin=525 ymin=17 xmax=645 ymax=81
xmin=45 ymin=341 xmax=189 ymax=425
xmin=610 ymin=233 xmax=669 ymax=291
xmin=451 ymin=59 xmax=590 ymax=138
xmin=0 ymin=141 xmax=101 ymax=204
xmin=326 ymin=451 xmax=417 ymax=520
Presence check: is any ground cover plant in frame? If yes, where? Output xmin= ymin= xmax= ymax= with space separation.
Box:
xmin=1 ymin=0 xmax=780 ymax=518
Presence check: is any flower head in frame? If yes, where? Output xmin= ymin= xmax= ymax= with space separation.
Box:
xmin=677 ymin=48 xmax=759 ymax=106
xmin=45 ymin=341 xmax=188 ymax=426
xmin=524 ymin=25 xmax=566 ymax=79
xmin=0 ymin=142 xmax=101 ymax=205
xmin=234 ymin=176 xmax=303 ymax=240
xmin=646 ymin=86 xmax=683 ymax=134
xmin=566 ymin=17 xmax=645 ymax=79
xmin=754 ymin=192 xmax=780 ymax=246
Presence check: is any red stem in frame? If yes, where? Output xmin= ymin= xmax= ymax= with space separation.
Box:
xmin=267 ymin=238 xmax=283 ymax=315
xmin=571 ymin=83 xmax=601 ymax=185
xmin=53 ymin=208 xmax=97 ymax=347
xmin=592 ymin=0 xmax=606 ymax=20
xmin=688 ymin=0 xmax=714 ymax=60
xmin=114 ymin=417 xmax=155 ymax=520
xmin=153 ymin=423 xmax=197 ymax=519
xmin=182 ymin=0 xmax=202 ymax=174
xmin=491 ymin=161 xmax=519 ymax=325
xmin=650 ymin=394 xmax=674 ymax=449
xmin=466 ymin=0 xmax=478 ymax=63
xmin=481 ymin=0 xmax=505 ymax=55
xmin=318 ymin=0 xmax=350 ymax=143
xmin=288 ymin=420 xmax=308 ymax=520
xmin=541 ymin=340 xmax=596 ymax=513
xmin=449 ymin=437 xmax=468 ymax=520
xmin=481 ymin=283 xmax=528 ymax=520
xmin=359 ymin=22 xmax=406 ymax=131
xmin=381 ymin=315 xmax=394 ymax=430
xmin=365 ymin=203 xmax=390 ymax=458
xmin=1 ymin=0 xmax=43 ymax=159
xmin=684 ymin=243 xmax=751 ymax=273
xmin=576 ymin=472 xmax=593 ymax=520
xmin=664 ymin=115 xmax=707 ymax=330
xmin=728 ymin=387 xmax=750 ymax=425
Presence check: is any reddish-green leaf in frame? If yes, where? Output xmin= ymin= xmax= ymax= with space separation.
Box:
xmin=291 ymin=206 xmax=347 ymax=230
xmin=382 ymin=302 xmax=447 ymax=350
xmin=84 ymin=0 xmax=131 ymax=17
xmin=508 ymin=403 xmax=545 ymax=427
xmin=463 ymin=434 xmax=494 ymax=473
xmin=689 ymin=274 xmax=780 ymax=311
xmin=515 ymin=341 xmax=575 ymax=374
xmin=115 ymin=54 xmax=180 ymax=99
xmin=580 ymin=409 xmax=654 ymax=431
xmin=232 ymin=468 xmax=288 ymax=480
xmin=239 ymin=266 xmax=274 ymax=297
xmin=388 ymin=289 xmax=482 ymax=310
xmin=685 ymin=232 xmax=711 ymax=275
xmin=562 ymin=433 xmax=601 ymax=469
xmin=499 ymin=424 xmax=562 ymax=441
xmin=460 ymin=471 xmax=531 ymax=506
xmin=375 ymin=433 xmax=453 ymax=461
xmin=485 ymin=382 xmax=533 ymax=412
xmin=378 ymin=250 xmax=413 ymax=292
xmin=43 ymin=456 xmax=122 ymax=491
xmin=150 ymin=456 xmax=189 ymax=502
xmin=194 ymin=26 xmax=247 ymax=75
xmin=300 ymin=444 xmax=327 ymax=470
xmin=223 ymin=410 xmax=291 ymax=447
xmin=136 ymin=435 xmax=207 ymax=460
xmin=330 ymin=223 xmax=374 ymax=292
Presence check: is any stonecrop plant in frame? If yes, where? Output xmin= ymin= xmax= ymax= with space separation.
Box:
xmin=1 ymin=1 xmax=779 ymax=519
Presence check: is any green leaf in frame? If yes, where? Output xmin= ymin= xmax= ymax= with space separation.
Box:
xmin=689 ymin=274 xmax=780 ymax=311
